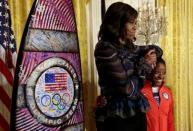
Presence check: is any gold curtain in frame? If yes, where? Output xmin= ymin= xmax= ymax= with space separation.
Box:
xmin=159 ymin=0 xmax=193 ymax=130
xmin=72 ymin=0 xmax=93 ymax=131
xmin=8 ymin=0 xmax=92 ymax=130
xmin=8 ymin=0 xmax=34 ymax=51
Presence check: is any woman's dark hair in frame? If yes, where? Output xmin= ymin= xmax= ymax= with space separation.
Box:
xmin=98 ymin=2 xmax=138 ymax=42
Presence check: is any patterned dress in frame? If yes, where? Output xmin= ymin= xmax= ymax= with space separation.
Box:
xmin=94 ymin=40 xmax=162 ymax=121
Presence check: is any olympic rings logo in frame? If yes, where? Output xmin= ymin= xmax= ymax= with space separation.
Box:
xmin=41 ymin=93 xmax=71 ymax=110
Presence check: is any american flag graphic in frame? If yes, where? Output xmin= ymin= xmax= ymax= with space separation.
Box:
xmin=0 ymin=0 xmax=17 ymax=130
xmin=45 ymin=73 xmax=68 ymax=92
xmin=31 ymin=0 xmax=76 ymax=32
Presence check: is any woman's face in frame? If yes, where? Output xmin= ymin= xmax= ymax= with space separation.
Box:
xmin=152 ymin=63 xmax=166 ymax=87
xmin=124 ymin=19 xmax=137 ymax=41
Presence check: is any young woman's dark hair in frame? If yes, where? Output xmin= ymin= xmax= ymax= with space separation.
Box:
xmin=156 ymin=57 xmax=166 ymax=65
xmin=98 ymin=2 xmax=138 ymax=42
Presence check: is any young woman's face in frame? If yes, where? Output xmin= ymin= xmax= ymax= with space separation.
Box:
xmin=152 ymin=63 xmax=166 ymax=87
xmin=124 ymin=19 xmax=137 ymax=41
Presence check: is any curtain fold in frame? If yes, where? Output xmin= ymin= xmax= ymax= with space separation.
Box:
xmin=159 ymin=0 xmax=193 ymax=130
xmin=72 ymin=0 xmax=92 ymax=130
xmin=8 ymin=0 xmax=34 ymax=51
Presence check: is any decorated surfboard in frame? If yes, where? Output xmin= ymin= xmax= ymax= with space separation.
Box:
xmin=11 ymin=0 xmax=84 ymax=130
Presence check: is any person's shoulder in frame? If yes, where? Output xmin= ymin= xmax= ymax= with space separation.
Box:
xmin=94 ymin=40 xmax=117 ymax=57
xmin=141 ymin=81 xmax=151 ymax=92
xmin=162 ymin=86 xmax=173 ymax=97
xmin=95 ymin=40 xmax=116 ymax=50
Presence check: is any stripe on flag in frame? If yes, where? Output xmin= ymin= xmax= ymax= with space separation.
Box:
xmin=0 ymin=0 xmax=17 ymax=130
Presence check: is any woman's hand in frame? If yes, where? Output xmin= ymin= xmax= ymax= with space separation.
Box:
xmin=145 ymin=49 xmax=157 ymax=69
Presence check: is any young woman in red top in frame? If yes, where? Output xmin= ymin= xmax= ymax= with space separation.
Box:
xmin=96 ymin=58 xmax=174 ymax=131
xmin=141 ymin=58 xmax=175 ymax=131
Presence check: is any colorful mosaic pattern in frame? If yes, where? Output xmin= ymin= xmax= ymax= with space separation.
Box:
xmin=12 ymin=0 xmax=84 ymax=130
xmin=30 ymin=0 xmax=76 ymax=32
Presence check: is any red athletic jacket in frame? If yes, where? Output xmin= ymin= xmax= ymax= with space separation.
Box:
xmin=141 ymin=81 xmax=175 ymax=131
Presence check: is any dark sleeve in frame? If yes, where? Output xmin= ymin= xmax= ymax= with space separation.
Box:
xmin=94 ymin=42 xmax=134 ymax=96
xmin=95 ymin=42 xmax=127 ymax=85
